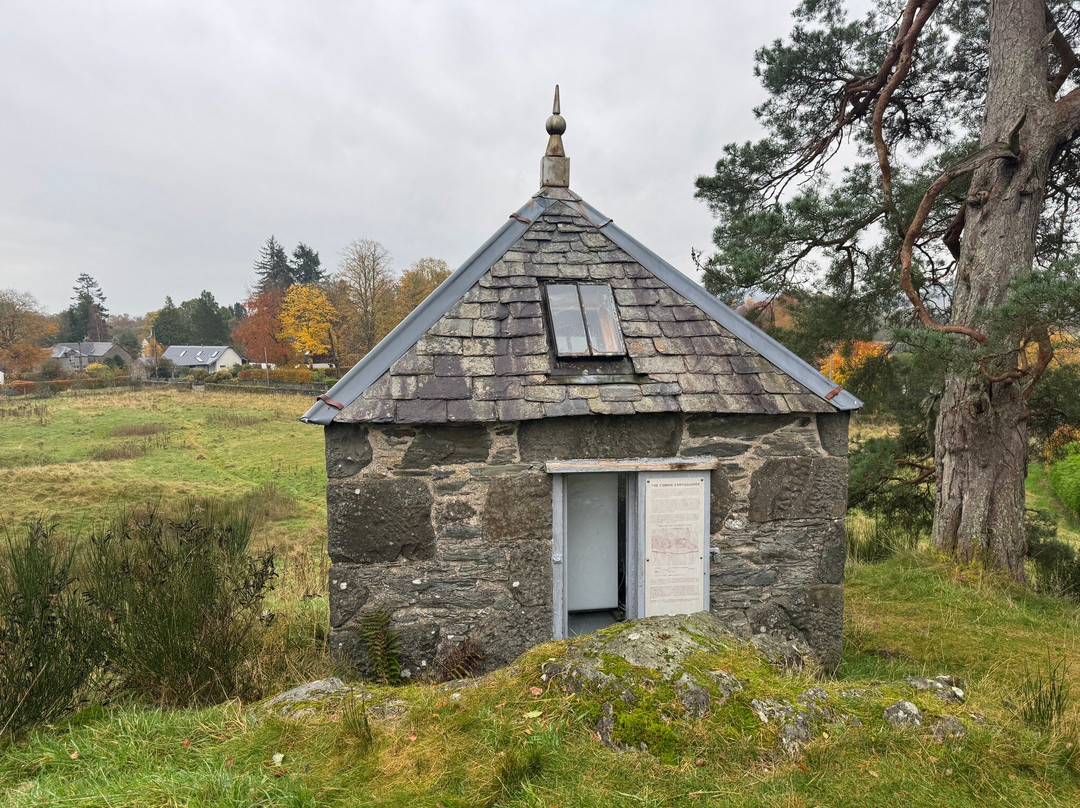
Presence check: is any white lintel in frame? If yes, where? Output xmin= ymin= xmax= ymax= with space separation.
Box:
xmin=545 ymin=457 xmax=722 ymax=474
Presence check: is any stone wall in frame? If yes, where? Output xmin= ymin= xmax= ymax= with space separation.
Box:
xmin=326 ymin=409 xmax=849 ymax=677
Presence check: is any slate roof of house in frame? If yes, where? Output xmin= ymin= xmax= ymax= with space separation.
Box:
xmin=51 ymin=342 xmax=119 ymax=359
xmin=162 ymin=345 xmax=236 ymax=367
xmin=301 ymin=97 xmax=861 ymax=426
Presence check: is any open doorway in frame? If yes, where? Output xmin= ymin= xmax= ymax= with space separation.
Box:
xmin=565 ymin=472 xmax=628 ymax=636
xmin=551 ymin=462 xmax=713 ymax=640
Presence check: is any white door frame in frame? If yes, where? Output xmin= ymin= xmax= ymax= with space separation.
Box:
xmin=550 ymin=458 xmax=717 ymax=639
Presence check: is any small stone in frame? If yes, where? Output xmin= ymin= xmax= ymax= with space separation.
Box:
xmin=706 ymin=670 xmax=744 ymax=703
xmin=751 ymin=698 xmax=794 ymax=724
xmin=883 ymin=700 xmax=923 ymax=727
xmin=931 ymin=716 xmax=966 ymax=743
xmin=595 ymin=702 xmax=616 ymax=747
xmin=675 ymin=674 xmax=710 ymax=719
xmin=779 ymin=718 xmax=812 ymax=756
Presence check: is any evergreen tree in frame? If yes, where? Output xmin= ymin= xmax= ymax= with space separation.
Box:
xmin=151 ymin=297 xmax=190 ymax=346
xmin=695 ymin=0 xmax=1080 ymax=579
xmin=290 ymin=242 xmax=324 ymax=285
xmin=57 ymin=273 xmax=109 ymax=342
xmin=179 ymin=291 xmax=232 ymax=345
xmin=253 ymin=236 xmax=294 ymax=293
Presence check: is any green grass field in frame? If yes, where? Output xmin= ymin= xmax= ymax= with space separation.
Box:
xmin=0 ymin=388 xmax=326 ymax=551
xmin=2 ymin=394 xmax=1080 ymax=806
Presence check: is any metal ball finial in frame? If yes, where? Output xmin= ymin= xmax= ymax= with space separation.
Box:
xmin=546 ymin=85 xmax=566 ymax=136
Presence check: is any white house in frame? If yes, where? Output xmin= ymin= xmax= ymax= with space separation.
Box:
xmin=161 ymin=345 xmax=244 ymax=373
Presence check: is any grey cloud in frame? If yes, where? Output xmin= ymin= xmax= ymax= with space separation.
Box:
xmin=0 ymin=0 xmax=799 ymax=314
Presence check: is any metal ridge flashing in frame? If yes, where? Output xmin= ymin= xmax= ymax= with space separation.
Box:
xmin=300 ymin=196 xmax=555 ymax=425
xmin=575 ymin=198 xmax=864 ymax=412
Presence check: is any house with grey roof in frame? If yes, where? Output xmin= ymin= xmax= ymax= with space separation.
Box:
xmin=302 ymin=89 xmax=860 ymax=677
xmin=161 ymin=345 xmax=243 ymax=373
xmin=49 ymin=341 xmax=133 ymax=371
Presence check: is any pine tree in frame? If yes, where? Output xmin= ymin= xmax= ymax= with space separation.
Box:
xmin=57 ymin=274 xmax=109 ymax=342
xmin=151 ymin=297 xmax=190 ymax=346
xmin=253 ymin=236 xmax=295 ymax=293
xmin=290 ymin=243 xmax=324 ymax=285
xmin=695 ymin=0 xmax=1080 ymax=579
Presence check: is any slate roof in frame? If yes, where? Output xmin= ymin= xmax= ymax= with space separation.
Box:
xmin=51 ymin=342 xmax=118 ymax=359
xmin=302 ymin=187 xmax=861 ymax=426
xmin=162 ymin=345 xmax=236 ymax=367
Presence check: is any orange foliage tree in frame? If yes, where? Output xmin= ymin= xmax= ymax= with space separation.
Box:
xmin=0 ymin=289 xmax=56 ymax=374
xmin=279 ymin=284 xmax=338 ymax=366
xmin=231 ymin=288 xmax=291 ymax=366
xmin=817 ymin=340 xmax=885 ymax=386
xmin=379 ymin=257 xmax=451 ymax=337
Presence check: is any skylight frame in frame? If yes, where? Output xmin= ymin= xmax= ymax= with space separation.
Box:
xmin=543 ymin=282 xmax=627 ymax=359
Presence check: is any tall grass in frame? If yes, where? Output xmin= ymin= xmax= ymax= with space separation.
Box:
xmin=846 ymin=513 xmax=922 ymax=563
xmin=83 ymin=500 xmax=277 ymax=706
xmin=0 ymin=522 xmax=101 ymax=738
xmin=1018 ymin=652 xmax=1072 ymax=729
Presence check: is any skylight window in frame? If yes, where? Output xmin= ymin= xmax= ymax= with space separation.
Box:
xmin=544 ymin=283 xmax=626 ymax=358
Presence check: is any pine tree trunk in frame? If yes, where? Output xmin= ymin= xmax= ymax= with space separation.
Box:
xmin=931 ymin=0 xmax=1057 ymax=579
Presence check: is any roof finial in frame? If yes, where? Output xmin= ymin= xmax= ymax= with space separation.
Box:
xmin=541 ymin=84 xmax=569 ymax=188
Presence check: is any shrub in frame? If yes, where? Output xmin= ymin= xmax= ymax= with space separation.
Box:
xmin=38 ymin=358 xmax=64 ymax=380
xmin=0 ymin=522 xmax=101 ymax=738
xmin=83 ymin=500 xmax=276 ymax=706
xmin=235 ymin=481 xmax=296 ymax=523
xmin=1025 ymin=509 xmax=1080 ymax=599
xmin=1048 ymin=445 xmax=1080 ymax=514
xmin=85 ymin=363 xmax=111 ymax=379
xmin=237 ymin=367 xmax=315 ymax=383
xmin=186 ymin=368 xmax=210 ymax=383
xmin=208 ymin=370 xmax=233 ymax=383
xmin=1045 ymin=426 xmax=1080 ymax=462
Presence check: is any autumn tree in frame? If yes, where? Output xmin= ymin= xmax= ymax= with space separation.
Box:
xmin=0 ymin=289 xmax=56 ymax=373
xmin=696 ymin=0 xmax=1080 ymax=579
xmin=231 ymin=288 xmax=291 ymax=366
xmin=280 ymin=285 xmax=338 ymax=366
xmin=336 ymin=239 xmax=395 ymax=357
xmin=56 ymin=273 xmax=109 ymax=342
xmin=107 ymin=313 xmax=145 ymax=358
xmin=380 ymin=257 xmax=451 ymax=336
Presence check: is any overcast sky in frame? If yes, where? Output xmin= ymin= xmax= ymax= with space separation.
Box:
xmin=0 ymin=0 xmax=802 ymax=316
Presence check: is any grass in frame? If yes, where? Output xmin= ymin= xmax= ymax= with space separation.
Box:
xmin=1028 ymin=460 xmax=1080 ymax=548
xmin=0 ymin=553 xmax=1078 ymax=806
xmin=2 ymin=402 xmax=1080 ymax=804
xmin=0 ymin=388 xmax=325 ymax=551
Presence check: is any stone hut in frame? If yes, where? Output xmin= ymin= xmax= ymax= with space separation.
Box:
xmin=301 ymin=90 xmax=862 ymax=676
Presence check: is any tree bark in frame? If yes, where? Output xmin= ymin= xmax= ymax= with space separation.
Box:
xmin=931 ymin=0 xmax=1058 ymax=579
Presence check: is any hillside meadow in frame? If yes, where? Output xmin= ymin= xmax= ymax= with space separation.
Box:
xmin=0 ymin=387 xmax=326 ymax=551
xmin=1 ymin=388 xmax=1079 ymax=805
